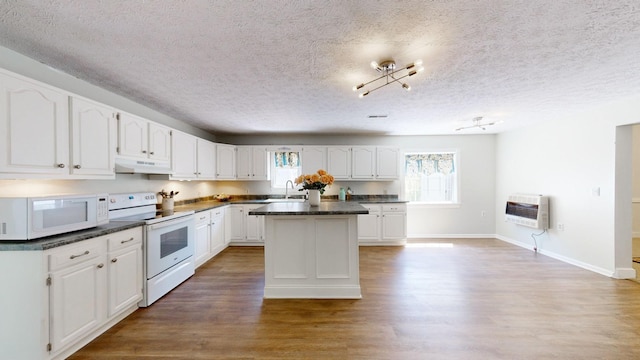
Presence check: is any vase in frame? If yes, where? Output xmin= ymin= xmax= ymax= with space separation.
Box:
xmin=308 ymin=189 xmax=321 ymax=206
xmin=162 ymin=198 xmax=174 ymax=213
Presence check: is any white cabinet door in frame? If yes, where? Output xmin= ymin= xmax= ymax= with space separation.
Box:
xmin=210 ymin=208 xmax=226 ymax=256
xmin=302 ymin=147 xmax=327 ymax=174
xmin=382 ymin=204 xmax=407 ymax=240
xmin=376 ymin=147 xmax=400 ymax=179
xmin=107 ymin=245 xmax=142 ymax=317
xmin=148 ymin=122 xmax=172 ymax=162
xmin=197 ymin=139 xmax=217 ymax=179
xmin=171 ymin=130 xmax=198 ymax=179
xmin=236 ymin=146 xmax=252 ymax=179
xmin=382 ymin=213 xmax=407 ymax=239
xmin=251 ymin=147 xmax=269 ymax=180
xmin=327 ymin=147 xmax=351 ymax=180
xmin=352 ymin=146 xmax=376 ymax=179
xmin=216 ymin=143 xmax=236 ymax=179
xmin=237 ymin=146 xmax=268 ymax=180
xmin=357 ymin=206 xmax=381 ymax=241
xmin=117 ymin=112 xmax=148 ymax=159
xmin=49 ymin=252 xmax=107 ymax=352
xmin=228 ymin=205 xmax=245 ymax=240
xmin=69 ymin=97 xmax=117 ymax=177
xmin=106 ymin=228 xmax=142 ymax=318
xmin=245 ymin=205 xmax=264 ymax=242
xmin=194 ymin=211 xmax=212 ymax=267
xmin=0 ymin=71 xmax=69 ymax=176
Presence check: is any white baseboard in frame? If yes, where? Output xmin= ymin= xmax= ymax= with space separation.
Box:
xmin=408 ymin=233 xmax=497 ymax=239
xmin=496 ymin=235 xmax=615 ymax=278
xmin=613 ymin=267 xmax=637 ymax=279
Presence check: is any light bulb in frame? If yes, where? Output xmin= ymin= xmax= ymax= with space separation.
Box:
xmin=415 ymin=59 xmax=423 ymax=66
xmin=352 ymin=83 xmax=364 ymax=92
xmin=402 ymin=83 xmax=411 ymax=91
xmin=370 ymin=61 xmax=378 ymax=69
xmin=359 ymin=91 xmax=370 ymax=98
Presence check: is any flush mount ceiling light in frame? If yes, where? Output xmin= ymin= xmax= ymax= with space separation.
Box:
xmin=455 ymin=116 xmax=504 ymax=131
xmin=353 ymin=59 xmax=424 ymax=98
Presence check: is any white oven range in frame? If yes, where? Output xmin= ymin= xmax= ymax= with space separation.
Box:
xmin=109 ymin=192 xmax=195 ymax=307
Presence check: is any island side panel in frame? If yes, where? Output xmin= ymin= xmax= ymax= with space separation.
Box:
xmin=263 ymin=215 xmax=361 ymax=299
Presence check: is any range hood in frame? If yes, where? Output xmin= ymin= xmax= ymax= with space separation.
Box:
xmin=114 ymin=157 xmax=173 ymax=175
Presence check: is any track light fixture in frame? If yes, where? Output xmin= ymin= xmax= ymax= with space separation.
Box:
xmin=353 ymin=59 xmax=424 ymax=98
xmin=455 ymin=117 xmax=504 ymax=131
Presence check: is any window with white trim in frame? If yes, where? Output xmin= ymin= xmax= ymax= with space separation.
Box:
xmin=404 ymin=152 xmax=458 ymax=203
xmin=270 ymin=151 xmax=301 ymax=189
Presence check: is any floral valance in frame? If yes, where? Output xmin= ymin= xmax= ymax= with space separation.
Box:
xmin=405 ymin=153 xmax=455 ymax=176
xmin=274 ymin=152 xmax=300 ymax=168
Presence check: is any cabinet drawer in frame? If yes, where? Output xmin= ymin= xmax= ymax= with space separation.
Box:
xmin=211 ymin=207 xmax=224 ymax=218
xmin=360 ymin=204 xmax=382 ymax=214
xmin=382 ymin=204 xmax=406 ymax=212
xmin=195 ymin=211 xmax=211 ymax=224
xmin=48 ymin=238 xmax=105 ymax=271
xmin=107 ymin=227 xmax=142 ymax=252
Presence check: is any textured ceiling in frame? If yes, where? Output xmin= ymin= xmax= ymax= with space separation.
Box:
xmin=1 ymin=1 xmax=639 ymax=135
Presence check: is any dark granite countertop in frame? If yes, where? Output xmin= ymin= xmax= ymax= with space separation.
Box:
xmin=0 ymin=220 xmax=145 ymax=251
xmin=248 ymin=201 xmax=369 ymax=216
xmin=1 ymin=195 xmax=405 ymax=251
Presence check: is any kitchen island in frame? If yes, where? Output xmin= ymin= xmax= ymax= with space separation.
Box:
xmin=249 ymin=201 xmax=368 ymax=299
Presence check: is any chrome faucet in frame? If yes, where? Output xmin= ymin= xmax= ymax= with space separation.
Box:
xmin=285 ymin=180 xmax=295 ymax=199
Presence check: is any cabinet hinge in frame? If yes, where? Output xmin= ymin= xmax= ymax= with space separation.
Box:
xmin=47 ymin=343 xmax=52 ymax=352
xmin=116 ymin=146 xmax=120 ymax=154
xmin=46 ymin=276 xmax=51 ymax=286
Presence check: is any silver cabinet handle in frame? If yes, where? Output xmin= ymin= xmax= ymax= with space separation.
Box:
xmin=121 ymin=237 xmax=135 ymax=244
xmin=70 ymin=250 xmax=89 ymax=259
xmin=150 ymin=151 xmax=154 ymax=155
xmin=142 ymin=150 xmax=147 ymax=154
xmin=97 ymin=263 xmax=104 ymax=268
xmin=111 ymin=258 xmax=118 ymax=263
xmin=57 ymin=163 xmax=65 ymax=168
xmin=74 ymin=165 xmax=81 ymax=169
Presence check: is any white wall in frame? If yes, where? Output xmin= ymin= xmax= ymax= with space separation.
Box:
xmin=495 ymin=95 xmax=640 ymax=277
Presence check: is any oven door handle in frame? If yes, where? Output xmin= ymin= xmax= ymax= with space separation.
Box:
xmin=147 ymin=215 xmax=194 ymax=231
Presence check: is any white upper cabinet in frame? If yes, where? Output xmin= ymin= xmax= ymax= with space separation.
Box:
xmin=376 ymin=147 xmax=400 ymax=179
xmin=171 ymin=130 xmax=198 ymax=179
xmin=351 ymin=146 xmax=376 ymax=179
xmin=148 ymin=122 xmax=172 ymax=162
xmin=301 ymin=147 xmax=327 ymax=175
xmin=216 ymin=143 xmax=236 ymax=180
xmin=69 ymin=96 xmax=117 ymax=178
xmin=327 ymin=147 xmax=351 ymax=180
xmin=117 ymin=112 xmax=171 ymax=162
xmin=197 ymin=139 xmax=217 ymax=179
xmin=237 ymin=146 xmax=268 ymax=180
xmin=0 ymin=70 xmax=70 ymax=177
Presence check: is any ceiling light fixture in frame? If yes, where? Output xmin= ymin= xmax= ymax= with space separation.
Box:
xmin=455 ymin=116 xmax=504 ymax=131
xmin=353 ymin=59 xmax=424 ymax=98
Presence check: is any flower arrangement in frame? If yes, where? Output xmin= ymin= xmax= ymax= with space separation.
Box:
xmin=295 ymin=169 xmax=334 ymax=194
xmin=158 ymin=189 xmax=179 ymax=199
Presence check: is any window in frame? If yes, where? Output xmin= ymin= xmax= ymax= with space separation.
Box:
xmin=270 ymin=151 xmax=301 ymax=189
xmin=404 ymin=152 xmax=458 ymax=203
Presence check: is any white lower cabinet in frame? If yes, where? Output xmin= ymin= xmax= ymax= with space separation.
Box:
xmin=49 ymin=239 xmax=107 ymax=353
xmin=194 ymin=211 xmax=212 ymax=267
xmin=45 ymin=227 xmax=142 ymax=359
xmin=194 ymin=207 xmax=228 ymax=268
xmin=358 ymin=203 xmax=407 ymax=245
xmin=229 ymin=204 xmax=265 ymax=245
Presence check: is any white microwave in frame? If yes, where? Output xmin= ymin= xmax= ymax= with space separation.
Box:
xmin=0 ymin=194 xmax=109 ymax=240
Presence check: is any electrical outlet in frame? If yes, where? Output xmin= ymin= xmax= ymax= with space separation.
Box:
xmin=557 ymin=223 xmax=565 ymax=231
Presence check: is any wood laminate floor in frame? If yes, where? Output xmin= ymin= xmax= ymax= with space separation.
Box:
xmin=69 ymin=239 xmax=640 ymax=359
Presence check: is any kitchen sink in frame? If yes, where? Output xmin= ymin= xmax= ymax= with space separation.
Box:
xmin=265 ymin=198 xmax=306 ymax=203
